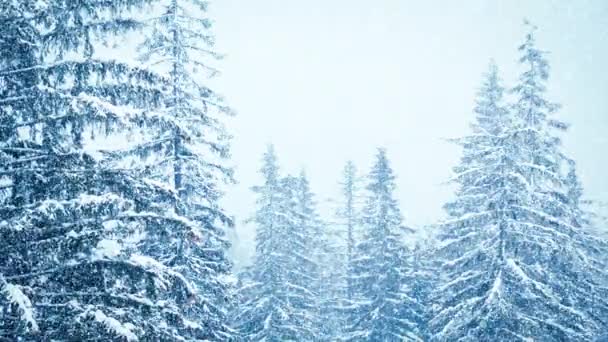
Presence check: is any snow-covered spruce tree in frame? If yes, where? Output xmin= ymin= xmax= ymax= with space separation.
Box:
xmin=235 ymin=146 xmax=320 ymax=341
xmin=106 ymin=0 xmax=236 ymax=338
xmin=316 ymin=222 xmax=346 ymax=341
xmin=429 ymin=61 xmax=515 ymax=341
xmin=0 ymin=1 xmax=43 ymax=337
xmin=430 ymin=29 xmax=608 ymax=340
xmin=329 ymin=160 xmax=363 ymax=337
xmin=1 ymin=1 xmax=202 ymax=340
xmin=280 ymin=172 xmax=322 ymax=340
xmin=407 ymin=243 xmax=435 ymax=341
xmin=233 ymin=145 xmax=285 ymax=340
xmin=347 ymin=148 xmax=422 ymax=341
xmin=291 ymin=170 xmax=349 ymax=341
xmin=508 ymin=25 xmax=607 ymax=339
xmin=339 ymin=161 xmax=360 ymax=304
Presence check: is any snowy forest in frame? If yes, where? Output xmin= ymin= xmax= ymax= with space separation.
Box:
xmin=1 ymin=0 xmax=607 ymax=341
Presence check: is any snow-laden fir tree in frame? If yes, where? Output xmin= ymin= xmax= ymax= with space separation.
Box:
xmin=407 ymin=242 xmax=435 ymax=340
xmin=280 ymin=172 xmax=322 ymax=340
xmin=506 ymin=24 xmax=607 ymax=338
xmin=0 ymin=2 xmax=43 ymax=336
xmin=327 ymin=160 xmax=363 ymax=337
xmin=339 ymin=161 xmax=360 ymax=304
xmin=233 ymin=145 xmax=284 ymax=340
xmin=97 ymin=0 xmax=238 ymax=339
xmin=235 ymin=146 xmax=321 ymax=341
xmin=290 ymin=170 xmax=344 ymax=341
xmin=316 ymin=223 xmax=347 ymax=341
xmin=430 ymin=27 xmax=608 ymax=341
xmin=429 ymin=61 xmax=516 ymax=341
xmin=135 ymin=0 xmax=234 ymax=211
xmin=0 ymin=1 xmax=203 ymax=340
xmin=347 ymin=148 xmax=422 ymax=341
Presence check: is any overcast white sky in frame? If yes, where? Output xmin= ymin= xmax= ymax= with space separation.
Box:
xmin=206 ymin=0 xmax=608 ymax=265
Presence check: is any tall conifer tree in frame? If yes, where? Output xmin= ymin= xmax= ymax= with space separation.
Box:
xmin=348 ymin=149 xmax=422 ymax=341
xmin=101 ymin=0 xmax=238 ymax=338
xmin=0 ymin=1 xmax=201 ymax=339
xmin=235 ymin=147 xmax=322 ymax=341
xmin=431 ymin=27 xmax=608 ymax=341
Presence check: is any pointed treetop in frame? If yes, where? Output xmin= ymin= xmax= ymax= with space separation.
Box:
xmin=340 ymin=160 xmax=360 ymax=189
xmin=471 ymin=60 xmax=509 ymax=135
xmin=518 ymin=21 xmax=550 ymax=81
xmin=368 ymin=148 xmax=396 ymax=188
xmin=479 ymin=60 xmax=504 ymax=104
xmin=372 ymin=148 xmax=389 ymax=170
xmin=260 ymin=144 xmax=279 ymax=183
xmin=344 ymin=160 xmax=357 ymax=173
xmin=484 ymin=59 xmax=501 ymax=90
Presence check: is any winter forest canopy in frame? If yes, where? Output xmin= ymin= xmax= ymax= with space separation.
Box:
xmin=1 ymin=0 xmax=608 ymax=341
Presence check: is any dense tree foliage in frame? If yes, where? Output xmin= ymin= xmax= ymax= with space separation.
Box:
xmin=234 ymin=146 xmax=323 ymax=340
xmin=430 ymin=28 xmax=608 ymax=341
xmin=346 ymin=149 xmax=423 ymax=341
xmin=0 ymin=0 xmax=235 ymax=340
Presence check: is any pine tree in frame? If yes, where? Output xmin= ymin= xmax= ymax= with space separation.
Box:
xmin=347 ymin=148 xmax=422 ymax=341
xmin=430 ymin=27 xmax=608 ymax=341
xmin=0 ymin=6 xmax=42 ymax=335
xmin=135 ymin=0 xmax=234 ymax=214
xmin=407 ymin=242 xmax=435 ymax=340
xmin=316 ymin=223 xmax=346 ymax=341
xmin=509 ymin=24 xmax=607 ymax=339
xmin=329 ymin=160 xmax=362 ymax=338
xmin=339 ymin=161 xmax=360 ymax=303
xmin=234 ymin=145 xmax=291 ymax=340
xmin=0 ymin=1 xmax=201 ymax=339
xmin=280 ymin=173 xmax=322 ymax=340
xmin=235 ymin=146 xmax=321 ymax=341
xmin=97 ymin=0 xmax=238 ymax=339
xmin=429 ymin=61 xmax=514 ymax=340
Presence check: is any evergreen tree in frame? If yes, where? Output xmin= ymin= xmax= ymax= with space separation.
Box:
xmin=430 ymin=28 xmax=608 ymax=341
xmin=429 ymin=61 xmax=514 ymax=340
xmin=330 ymin=160 xmax=362 ymax=337
xmin=235 ymin=146 xmax=320 ymax=341
xmin=99 ymin=0 xmax=238 ymax=338
xmin=234 ymin=145 xmax=292 ymax=340
xmin=509 ymin=24 xmax=607 ymax=339
xmin=0 ymin=4 xmax=42 ymax=337
xmin=234 ymin=146 xmax=285 ymax=341
xmin=347 ymin=148 xmax=422 ymax=341
xmin=407 ymin=243 xmax=435 ymax=340
xmin=281 ymin=173 xmax=322 ymax=340
xmin=0 ymin=1 xmax=200 ymax=339
xmin=316 ymin=223 xmax=346 ymax=341
xmin=138 ymin=0 xmax=233 ymax=340
xmin=339 ymin=161 xmax=360 ymax=303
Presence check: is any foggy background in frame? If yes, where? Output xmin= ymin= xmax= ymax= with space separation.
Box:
xmin=206 ymin=0 xmax=608 ymax=267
